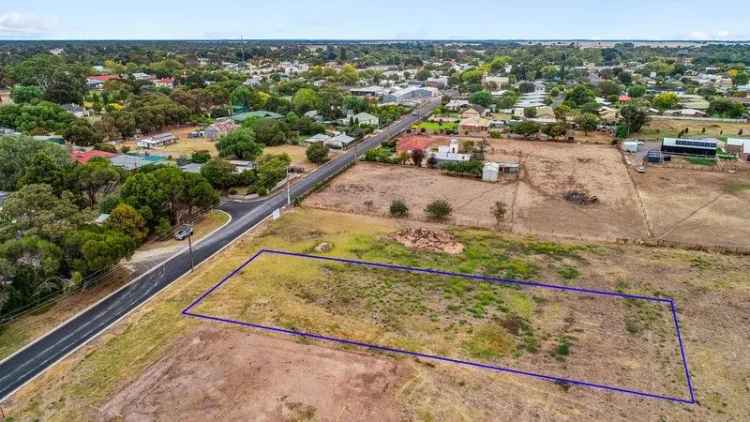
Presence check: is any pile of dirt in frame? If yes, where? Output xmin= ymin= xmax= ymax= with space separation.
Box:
xmin=392 ymin=228 xmax=464 ymax=255
xmin=564 ymin=190 xmax=599 ymax=205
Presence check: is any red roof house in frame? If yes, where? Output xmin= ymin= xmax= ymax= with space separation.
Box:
xmin=70 ymin=150 xmax=116 ymax=164
xmin=397 ymin=135 xmax=444 ymax=154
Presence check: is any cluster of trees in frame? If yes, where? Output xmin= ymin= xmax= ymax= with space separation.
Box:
xmin=0 ymin=136 xmax=219 ymax=317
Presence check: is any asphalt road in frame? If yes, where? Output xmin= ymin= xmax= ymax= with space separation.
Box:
xmin=0 ymin=98 xmax=440 ymax=402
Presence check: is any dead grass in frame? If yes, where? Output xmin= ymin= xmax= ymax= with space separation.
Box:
xmin=638 ymin=118 xmax=750 ymax=139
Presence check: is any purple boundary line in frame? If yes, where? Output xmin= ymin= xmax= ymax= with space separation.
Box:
xmin=181 ymin=249 xmax=696 ymax=405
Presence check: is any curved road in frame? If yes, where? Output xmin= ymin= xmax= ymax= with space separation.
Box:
xmin=0 ymin=99 xmax=439 ymax=401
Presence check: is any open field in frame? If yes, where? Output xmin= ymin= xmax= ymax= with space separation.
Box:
xmin=4 ymin=209 xmax=749 ymax=421
xmin=264 ymin=144 xmax=323 ymax=171
xmin=637 ymin=118 xmax=750 ymax=140
xmin=308 ymin=139 xmax=649 ymax=243
xmin=0 ymin=210 xmax=229 ymax=362
xmin=189 ymin=251 xmax=689 ymax=400
xmin=632 ymin=167 xmax=750 ymax=248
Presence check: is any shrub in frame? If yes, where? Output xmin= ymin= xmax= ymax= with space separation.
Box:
xmin=439 ymin=160 xmax=483 ymax=177
xmin=424 ymin=199 xmax=452 ymax=221
xmin=411 ymin=148 xmax=425 ymax=166
xmin=389 ymin=199 xmax=409 ymax=217
xmin=306 ymin=142 xmax=330 ymax=164
xmin=191 ymin=150 xmax=211 ymax=163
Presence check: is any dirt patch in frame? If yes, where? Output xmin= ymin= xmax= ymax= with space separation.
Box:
xmin=100 ymin=327 xmax=408 ymax=422
xmin=563 ymin=190 xmax=599 ymax=205
xmin=392 ymin=228 xmax=464 ymax=254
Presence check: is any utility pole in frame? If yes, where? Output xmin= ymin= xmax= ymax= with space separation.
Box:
xmin=187 ymin=227 xmax=195 ymax=272
xmin=286 ymin=166 xmax=291 ymax=207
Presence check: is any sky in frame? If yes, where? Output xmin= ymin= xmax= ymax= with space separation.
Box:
xmin=1 ymin=0 xmax=749 ymax=41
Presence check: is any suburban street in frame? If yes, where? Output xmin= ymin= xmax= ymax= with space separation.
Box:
xmin=0 ymin=98 xmax=440 ymax=402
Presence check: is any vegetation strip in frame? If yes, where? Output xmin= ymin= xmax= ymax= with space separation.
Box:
xmin=182 ymin=248 xmax=696 ymax=404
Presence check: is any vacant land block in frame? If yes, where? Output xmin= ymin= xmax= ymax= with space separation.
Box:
xmin=638 ymin=118 xmax=750 ymax=140
xmin=307 ymin=139 xmax=649 ymax=242
xmin=632 ymin=167 xmax=750 ymax=249
xmin=186 ymin=250 xmax=693 ymax=402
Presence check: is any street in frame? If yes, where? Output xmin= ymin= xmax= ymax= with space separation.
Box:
xmin=0 ymin=98 xmax=440 ymax=402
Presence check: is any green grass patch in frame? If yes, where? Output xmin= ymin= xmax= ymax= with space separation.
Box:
xmin=686 ymin=156 xmax=716 ymax=166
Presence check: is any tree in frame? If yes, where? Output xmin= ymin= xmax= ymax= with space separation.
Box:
xmin=565 ymin=85 xmax=595 ymax=107
xmin=0 ymin=185 xmax=87 ymax=243
xmin=575 ymin=113 xmax=600 ymax=135
xmin=63 ymin=226 xmax=136 ymax=275
xmin=230 ymin=85 xmax=254 ymax=109
xmin=424 ymin=199 xmax=453 ymax=221
xmin=620 ymin=106 xmax=649 ymax=134
xmin=415 ymin=68 xmax=431 ymax=81
xmin=255 ymin=153 xmax=292 ymax=195
xmin=617 ymin=71 xmax=633 ymax=86
xmin=411 ymin=149 xmax=426 ymax=167
xmin=75 ymin=157 xmax=121 ymax=208
xmin=389 ymin=200 xmax=409 ymax=217
xmin=181 ymin=173 xmax=220 ymax=216
xmin=217 ymin=128 xmax=264 ymax=160
xmin=107 ymin=203 xmax=147 ymax=244
xmin=518 ymin=82 xmax=536 ymax=94
xmin=554 ymin=104 xmax=572 ymax=121
xmin=652 ymin=92 xmax=679 ymax=110
xmin=64 ymin=119 xmax=103 ymax=146
xmin=524 ymin=107 xmax=538 ymax=118
xmin=598 ymin=80 xmax=622 ymax=97
xmin=469 ymin=91 xmax=493 ymax=107
xmin=0 ymin=101 xmax=76 ymax=134
xmin=339 ymin=64 xmax=360 ymax=85
xmin=627 ymin=85 xmax=647 ymax=98
xmin=191 ymin=150 xmax=212 ymax=164
xmin=543 ymin=123 xmax=568 ymax=140
xmin=708 ymin=98 xmax=746 ymax=118
xmin=511 ymin=121 xmax=541 ymax=139
xmin=10 ymin=85 xmax=43 ymax=103
xmin=306 ymin=142 xmax=329 ymax=164
xmin=252 ymin=119 xmax=289 ymax=146
xmin=201 ymin=158 xmax=236 ymax=191
xmin=292 ymin=88 xmax=320 ymax=114
xmin=0 ymin=136 xmax=70 ymax=191
xmin=491 ymin=201 xmax=507 ymax=226
xmin=0 ymin=235 xmax=63 ymax=313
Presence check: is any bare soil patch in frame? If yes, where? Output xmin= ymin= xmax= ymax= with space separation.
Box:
xmin=101 ymin=327 xmax=407 ymax=421
xmin=632 ymin=166 xmax=750 ymax=249
xmin=392 ymin=228 xmax=464 ymax=254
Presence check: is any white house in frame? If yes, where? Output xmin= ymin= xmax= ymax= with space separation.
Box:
xmin=340 ymin=112 xmax=380 ymax=127
xmin=304 ymin=133 xmax=331 ymax=144
xmin=137 ymin=133 xmax=176 ymax=149
xmin=382 ymin=86 xmax=439 ymax=104
xmin=431 ymin=139 xmax=471 ymax=162
xmin=482 ymin=162 xmax=500 ymax=182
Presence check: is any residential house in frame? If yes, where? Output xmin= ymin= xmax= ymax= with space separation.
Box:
xmin=132 ymin=72 xmax=155 ymax=81
xmin=445 ymin=100 xmax=470 ymax=111
xmin=304 ymin=133 xmax=331 ymax=144
xmin=109 ymin=154 xmax=166 ymax=170
xmin=231 ymin=111 xmax=283 ymax=123
xmin=482 ymin=162 xmax=520 ymax=182
xmin=62 ymin=103 xmax=87 ymax=118
xmin=0 ymin=191 xmax=8 ymax=210
xmin=325 ymin=133 xmax=356 ymax=149
xmin=229 ymin=160 xmax=255 ymax=174
xmin=483 ymin=76 xmax=510 ymax=90
xmin=304 ymin=110 xmax=324 ymax=122
xmin=430 ymin=138 xmax=471 ymax=162
xmin=86 ymin=75 xmax=119 ymax=90
xmin=459 ymin=110 xmax=491 ymax=137
xmin=396 ymin=135 xmax=440 ymax=154
xmin=340 ymin=112 xmax=380 ymax=127
xmin=153 ymin=77 xmax=175 ymax=89
xmin=425 ymin=77 xmax=449 ymax=89
xmin=179 ymin=163 xmax=204 ymax=174
xmin=205 ymin=118 xmax=239 ymax=140
xmin=349 ymin=86 xmax=386 ymax=97
xmin=137 ymin=133 xmax=177 ymax=149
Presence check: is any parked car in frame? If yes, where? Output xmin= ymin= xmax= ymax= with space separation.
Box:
xmin=174 ymin=225 xmax=193 ymax=240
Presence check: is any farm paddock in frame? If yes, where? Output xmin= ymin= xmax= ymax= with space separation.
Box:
xmin=307 ymin=139 xmax=649 ymax=243
xmin=4 ymin=209 xmax=748 ymax=421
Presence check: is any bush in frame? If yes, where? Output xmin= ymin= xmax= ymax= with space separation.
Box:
xmin=424 ymin=199 xmax=452 ymax=221
xmin=389 ymin=199 xmax=409 ymax=217
xmin=191 ymin=150 xmax=211 ymax=163
xmin=306 ymin=142 xmax=330 ymax=164
xmin=439 ymin=160 xmax=483 ymax=177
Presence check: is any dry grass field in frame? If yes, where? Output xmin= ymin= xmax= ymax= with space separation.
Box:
xmin=307 ymin=138 xmax=750 ymax=250
xmin=4 ymin=209 xmax=749 ymax=421
xmin=307 ymin=139 xmax=649 ymax=243
xmin=631 ymin=167 xmax=750 ymax=248
xmin=637 ymin=118 xmax=750 ymax=139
